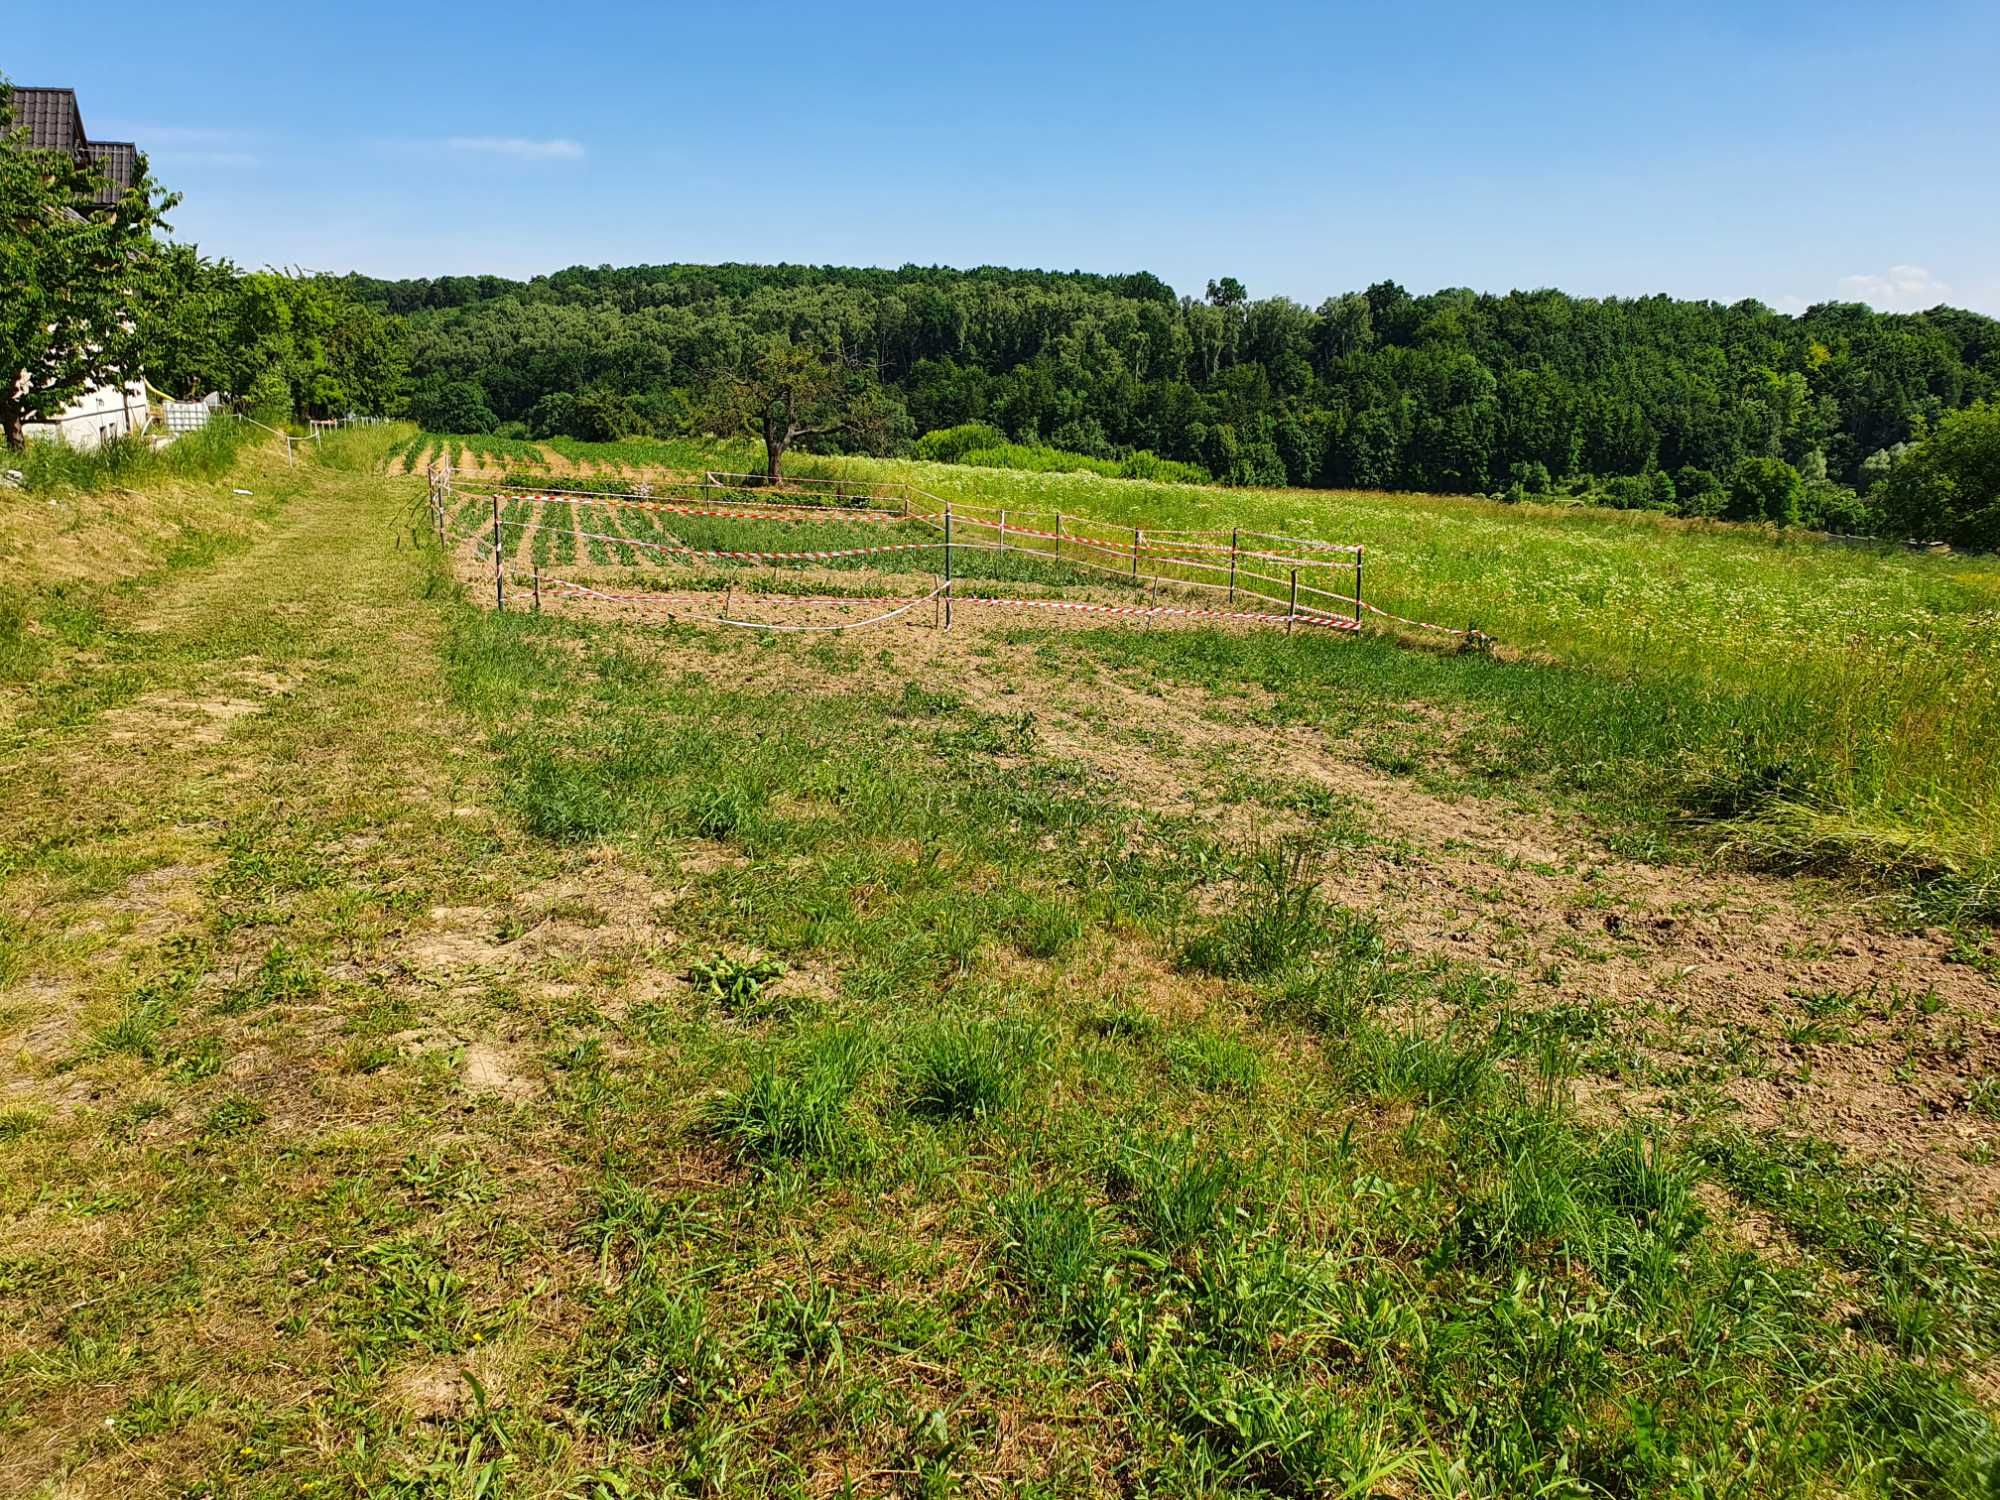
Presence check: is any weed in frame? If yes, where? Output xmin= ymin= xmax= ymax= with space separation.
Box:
xmin=994 ymin=1183 xmax=1120 ymax=1349
xmin=686 ymin=952 xmax=786 ymax=1012
xmin=1180 ymin=840 xmax=1325 ymax=979
xmin=903 ymin=1015 xmax=1041 ymax=1121
xmin=1164 ymin=1024 xmax=1265 ymax=1095
xmin=1111 ymin=1133 xmax=1260 ymax=1256
xmin=572 ymin=1278 xmax=729 ymax=1437
xmin=707 ymin=1029 xmax=874 ymax=1168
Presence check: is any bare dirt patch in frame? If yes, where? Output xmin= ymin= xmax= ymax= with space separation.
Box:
xmin=101 ymin=664 xmax=300 ymax=746
xmin=586 ymin=619 xmax=2000 ymax=1213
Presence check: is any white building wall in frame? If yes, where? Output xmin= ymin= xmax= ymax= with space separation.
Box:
xmin=22 ymin=377 xmax=152 ymax=451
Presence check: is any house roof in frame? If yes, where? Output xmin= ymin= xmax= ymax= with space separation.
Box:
xmin=7 ymin=86 xmax=139 ymax=206
xmin=85 ymin=141 xmax=137 ymax=205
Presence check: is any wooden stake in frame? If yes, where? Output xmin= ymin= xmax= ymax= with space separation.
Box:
xmin=492 ymin=496 xmax=505 ymax=610
xmin=1229 ymin=528 xmax=1239 ymax=602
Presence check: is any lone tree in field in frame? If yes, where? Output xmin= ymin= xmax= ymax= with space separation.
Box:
xmin=706 ymin=337 xmax=900 ymax=483
xmin=0 ymin=80 xmax=174 ymax=448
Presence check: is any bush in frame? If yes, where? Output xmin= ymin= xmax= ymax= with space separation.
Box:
xmin=1727 ymin=457 xmax=1804 ymax=526
xmin=1802 ymin=479 xmax=1872 ymax=534
xmin=244 ymin=368 xmax=293 ymax=426
xmin=912 ymin=423 xmax=1006 ymax=463
xmin=1873 ymin=401 xmax=2000 ymax=549
xmin=1674 ymin=466 xmax=1726 ymax=518
xmin=910 ymin=425 xmax=1210 ymax=484
xmin=408 ymin=379 xmax=497 ymax=435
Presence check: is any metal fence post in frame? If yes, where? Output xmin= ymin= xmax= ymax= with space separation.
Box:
xmin=1354 ymin=546 xmax=1364 ymax=628
xmin=492 ymin=495 xmax=505 ymax=612
xmin=1132 ymin=527 xmax=1142 ymax=583
xmin=1229 ymin=528 xmax=1239 ymax=602
xmin=1288 ymin=567 xmax=1298 ymax=635
xmin=533 ymin=566 xmax=541 ymax=614
xmin=944 ymin=504 xmax=953 ymax=630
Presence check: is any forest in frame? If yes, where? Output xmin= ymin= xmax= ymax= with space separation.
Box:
xmin=347 ymin=262 xmax=2000 ymax=542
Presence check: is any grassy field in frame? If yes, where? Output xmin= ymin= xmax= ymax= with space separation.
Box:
xmin=417 ymin=434 xmax=2000 ymax=921
xmin=0 ymin=428 xmax=1997 ymax=1495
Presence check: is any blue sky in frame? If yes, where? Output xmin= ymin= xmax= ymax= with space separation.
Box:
xmin=12 ymin=0 xmax=1999 ymax=313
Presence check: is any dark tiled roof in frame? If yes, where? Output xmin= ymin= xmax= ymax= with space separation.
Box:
xmin=9 ymin=86 xmax=86 ymax=153
xmin=86 ymin=141 xmax=137 ymax=203
xmin=8 ymin=86 xmax=138 ymax=206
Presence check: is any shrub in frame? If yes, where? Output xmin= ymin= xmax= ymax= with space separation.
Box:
xmin=1727 ymin=456 xmax=1804 ymax=526
xmin=912 ymin=422 xmax=1006 ymax=463
xmin=1872 ymin=401 xmax=2000 ymax=549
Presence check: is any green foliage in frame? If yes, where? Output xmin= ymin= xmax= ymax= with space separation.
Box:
xmin=360 ymin=262 xmax=1998 ymax=516
xmin=573 ymin=1278 xmax=729 ymax=1437
xmin=706 ymin=1029 xmax=874 ymax=1168
xmin=133 ymin=248 xmax=404 ymax=417
xmin=408 ymin=378 xmax=498 ymax=435
xmin=902 ymin=1014 xmax=1041 ymax=1121
xmin=15 ymin=416 xmax=251 ymax=494
xmin=685 ymin=952 xmax=785 ymax=1011
xmin=1873 ymin=401 xmax=2000 ymax=548
xmin=912 ymin=424 xmax=1213 ymax=483
xmin=0 ymin=77 xmax=174 ymax=445
xmin=1179 ymin=841 xmax=1326 ymax=979
xmin=994 ymin=1182 xmax=1120 ymax=1349
xmin=1728 ymin=456 xmax=1806 ymax=526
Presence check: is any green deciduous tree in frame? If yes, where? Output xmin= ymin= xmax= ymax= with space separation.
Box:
xmin=705 ymin=338 xmax=904 ymax=482
xmin=1873 ymin=402 xmax=2000 ymax=549
xmin=1727 ymin=456 xmax=1805 ymax=526
xmin=0 ymin=77 xmax=176 ymax=447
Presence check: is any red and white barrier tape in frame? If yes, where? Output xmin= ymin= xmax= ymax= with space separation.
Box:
xmin=504 ymin=492 xmax=903 ymax=524
xmin=547 ymin=577 xmax=950 ymax=634
xmin=1359 ymin=601 xmax=1469 ymax=636
xmin=959 ymin=595 xmax=1359 ymax=630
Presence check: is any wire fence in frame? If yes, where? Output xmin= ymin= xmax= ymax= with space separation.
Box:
xmin=426 ymin=461 xmax=1482 ymax=642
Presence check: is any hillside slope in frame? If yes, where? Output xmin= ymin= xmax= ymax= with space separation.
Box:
xmin=1 ymin=449 xmax=1997 ymax=1495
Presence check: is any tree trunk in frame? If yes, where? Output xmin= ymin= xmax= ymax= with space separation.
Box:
xmin=1 ymin=391 xmax=26 ymax=451
xmin=761 ymin=409 xmax=787 ymax=484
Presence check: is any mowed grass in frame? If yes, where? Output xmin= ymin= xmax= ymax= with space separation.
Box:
xmin=1 ymin=451 xmax=1997 ymax=1495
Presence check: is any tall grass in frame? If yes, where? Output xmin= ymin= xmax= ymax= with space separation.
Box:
xmin=14 ymin=418 xmax=256 ymax=493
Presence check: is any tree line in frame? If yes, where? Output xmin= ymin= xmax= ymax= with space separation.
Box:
xmin=354 ymin=262 xmax=1999 ymax=544
xmin=5 ymin=73 xmax=1993 ymax=546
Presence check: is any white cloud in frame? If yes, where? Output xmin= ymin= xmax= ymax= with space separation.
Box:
xmin=1837 ymin=264 xmax=1954 ymax=312
xmin=445 ymin=136 xmax=585 ymax=162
